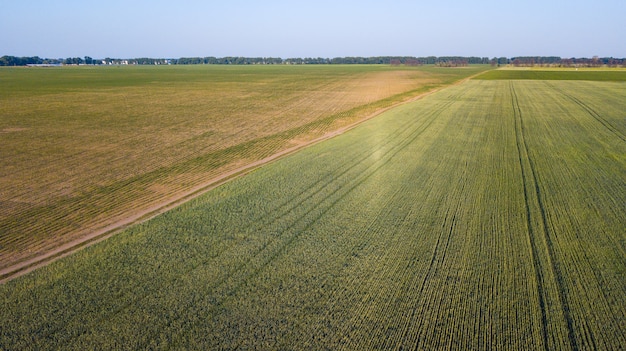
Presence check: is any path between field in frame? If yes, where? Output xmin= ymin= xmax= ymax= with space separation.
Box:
xmin=0 ymin=74 xmax=480 ymax=284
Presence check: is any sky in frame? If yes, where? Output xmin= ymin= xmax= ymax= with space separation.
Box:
xmin=1 ymin=0 xmax=624 ymax=59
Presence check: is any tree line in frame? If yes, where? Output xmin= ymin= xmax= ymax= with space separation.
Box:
xmin=509 ymin=56 xmax=624 ymax=67
xmin=1 ymin=55 xmax=624 ymax=67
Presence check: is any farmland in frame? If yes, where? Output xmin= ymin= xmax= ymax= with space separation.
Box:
xmin=476 ymin=68 xmax=626 ymax=81
xmin=0 ymin=64 xmax=490 ymax=277
xmin=1 ymin=70 xmax=624 ymax=349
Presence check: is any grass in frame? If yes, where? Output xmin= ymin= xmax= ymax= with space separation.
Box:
xmin=1 ymin=75 xmax=624 ymax=349
xmin=0 ymin=64 xmax=491 ymax=273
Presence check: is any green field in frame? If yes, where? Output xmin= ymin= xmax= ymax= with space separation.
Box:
xmin=475 ymin=68 xmax=626 ymax=81
xmin=0 ymin=64 xmax=490 ymax=275
xmin=1 ymin=73 xmax=624 ymax=349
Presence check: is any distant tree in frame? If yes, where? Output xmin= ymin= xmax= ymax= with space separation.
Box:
xmin=405 ymin=59 xmax=421 ymax=66
xmin=0 ymin=56 xmax=45 ymax=66
xmin=0 ymin=56 xmax=12 ymax=65
xmin=591 ymin=56 xmax=601 ymax=67
xmin=64 ymin=57 xmax=83 ymax=65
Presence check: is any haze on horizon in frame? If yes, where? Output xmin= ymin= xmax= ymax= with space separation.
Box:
xmin=1 ymin=0 xmax=624 ymax=59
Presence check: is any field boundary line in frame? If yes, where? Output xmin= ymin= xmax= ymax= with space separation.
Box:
xmin=0 ymin=72 xmax=484 ymax=284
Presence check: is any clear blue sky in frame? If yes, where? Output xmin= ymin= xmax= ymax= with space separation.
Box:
xmin=1 ymin=0 xmax=624 ymax=59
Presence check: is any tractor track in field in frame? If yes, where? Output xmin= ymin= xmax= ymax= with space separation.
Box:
xmin=180 ymin=81 xmax=464 ymax=344
xmin=510 ymin=82 xmax=579 ymax=351
xmin=0 ymin=74 xmax=482 ymax=284
xmin=544 ymin=81 xmax=625 ymax=143
xmin=510 ymin=82 xmax=550 ymax=350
